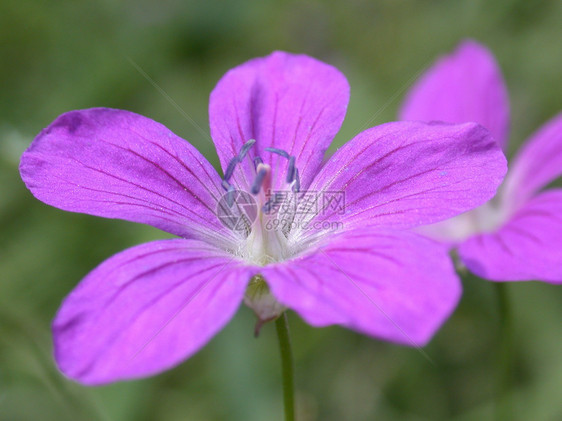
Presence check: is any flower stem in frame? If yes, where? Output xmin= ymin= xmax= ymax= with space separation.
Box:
xmin=494 ymin=282 xmax=513 ymax=421
xmin=275 ymin=312 xmax=295 ymax=421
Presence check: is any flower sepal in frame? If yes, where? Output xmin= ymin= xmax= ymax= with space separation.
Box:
xmin=244 ymin=274 xmax=286 ymax=336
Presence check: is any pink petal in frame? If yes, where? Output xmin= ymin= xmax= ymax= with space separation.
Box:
xmin=400 ymin=40 xmax=510 ymax=150
xmin=53 ymin=239 xmax=255 ymax=385
xmin=502 ymin=113 xmax=562 ymax=209
xmin=261 ymin=228 xmax=461 ymax=345
xmin=293 ymin=121 xmax=506 ymax=237
xmin=20 ymin=108 xmax=231 ymax=243
xmin=209 ymin=51 xmax=349 ymax=190
xmin=458 ymin=189 xmax=562 ymax=282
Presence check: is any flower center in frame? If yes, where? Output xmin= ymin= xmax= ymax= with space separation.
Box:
xmin=221 ymin=140 xmax=301 ymax=265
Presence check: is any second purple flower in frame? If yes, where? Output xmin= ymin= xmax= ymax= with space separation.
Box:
xmin=401 ymin=40 xmax=562 ymax=282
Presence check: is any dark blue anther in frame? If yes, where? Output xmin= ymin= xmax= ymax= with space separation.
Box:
xmin=238 ymin=139 xmax=256 ymax=160
xmin=224 ymin=139 xmax=257 ymax=182
xmin=251 ymin=167 xmax=268 ymax=195
xmin=286 ymin=156 xmax=296 ymax=183
xmin=265 ymin=147 xmax=289 ymax=159
xmin=224 ymin=156 xmax=239 ymax=181
xmin=292 ymin=169 xmax=300 ymax=193
xmin=265 ymin=147 xmax=299 ymax=187
xmin=254 ymin=156 xmax=263 ymax=167
xmin=226 ymin=184 xmax=235 ymax=207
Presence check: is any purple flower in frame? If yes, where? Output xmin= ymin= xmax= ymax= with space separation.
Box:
xmin=401 ymin=40 xmax=562 ymax=282
xmin=20 ymin=51 xmax=506 ymax=385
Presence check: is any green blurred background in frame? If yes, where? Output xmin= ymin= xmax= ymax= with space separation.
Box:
xmin=1 ymin=0 xmax=562 ymax=420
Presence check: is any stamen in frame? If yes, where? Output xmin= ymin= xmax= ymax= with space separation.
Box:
xmin=238 ymin=139 xmax=256 ymax=160
xmin=221 ymin=179 xmax=231 ymax=191
xmin=251 ymin=167 xmax=268 ymax=195
xmin=265 ymin=147 xmax=300 ymax=191
xmin=265 ymin=147 xmax=289 ymax=159
xmin=286 ymin=156 xmax=296 ymax=183
xmin=224 ymin=139 xmax=257 ymax=182
xmin=254 ymin=156 xmax=263 ymax=167
xmin=224 ymin=156 xmax=239 ymax=181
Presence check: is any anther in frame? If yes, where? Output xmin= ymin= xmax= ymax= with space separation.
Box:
xmin=238 ymin=139 xmax=256 ymax=160
xmin=286 ymin=156 xmax=296 ymax=183
xmin=224 ymin=156 xmax=239 ymax=181
xmin=251 ymin=167 xmax=268 ymax=195
xmin=254 ymin=156 xmax=263 ymax=167
xmin=265 ymin=147 xmax=300 ymax=191
xmin=224 ymin=139 xmax=257 ymax=182
xmin=265 ymin=147 xmax=289 ymax=159
xmin=292 ymin=169 xmax=300 ymax=193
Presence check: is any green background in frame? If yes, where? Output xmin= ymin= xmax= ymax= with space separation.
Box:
xmin=1 ymin=0 xmax=561 ymax=420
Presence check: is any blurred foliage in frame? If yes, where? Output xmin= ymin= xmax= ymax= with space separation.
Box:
xmin=1 ymin=0 xmax=562 ymax=420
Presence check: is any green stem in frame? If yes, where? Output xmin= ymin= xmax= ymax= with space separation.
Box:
xmin=275 ymin=312 xmax=295 ymax=421
xmin=494 ymin=282 xmax=512 ymax=421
